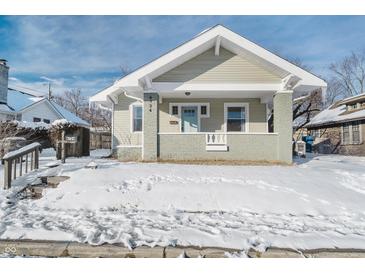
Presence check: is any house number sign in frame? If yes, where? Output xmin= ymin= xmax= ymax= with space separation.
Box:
xmin=149 ymin=95 xmax=153 ymax=112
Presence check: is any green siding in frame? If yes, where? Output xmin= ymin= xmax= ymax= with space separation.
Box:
xmin=159 ymin=98 xmax=267 ymax=133
xmin=154 ymin=48 xmax=281 ymax=83
xmin=113 ymin=93 xmax=142 ymax=146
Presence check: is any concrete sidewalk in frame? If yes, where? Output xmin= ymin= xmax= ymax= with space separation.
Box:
xmin=1 ymin=240 xmax=365 ymax=258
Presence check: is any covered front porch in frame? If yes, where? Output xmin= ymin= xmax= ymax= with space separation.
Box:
xmin=142 ymin=87 xmax=293 ymax=163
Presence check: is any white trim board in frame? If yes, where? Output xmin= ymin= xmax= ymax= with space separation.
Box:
xmin=224 ymin=102 xmax=250 ymax=132
xmin=129 ymin=101 xmax=143 ymax=134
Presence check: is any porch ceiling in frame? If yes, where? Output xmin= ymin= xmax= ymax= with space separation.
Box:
xmin=158 ymin=89 xmax=276 ymax=100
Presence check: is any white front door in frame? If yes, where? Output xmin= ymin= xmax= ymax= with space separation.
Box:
xmin=181 ymin=106 xmax=198 ymax=132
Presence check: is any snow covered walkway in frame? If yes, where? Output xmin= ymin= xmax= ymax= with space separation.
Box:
xmin=1 ymin=150 xmax=365 ymax=253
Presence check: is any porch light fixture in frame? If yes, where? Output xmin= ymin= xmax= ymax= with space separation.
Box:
xmin=185 ymin=92 xmax=191 ymax=96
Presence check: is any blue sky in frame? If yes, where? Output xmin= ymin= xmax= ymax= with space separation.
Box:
xmin=0 ymin=16 xmax=365 ymax=97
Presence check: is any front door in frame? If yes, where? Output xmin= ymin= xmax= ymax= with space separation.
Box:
xmin=181 ymin=106 xmax=198 ymax=132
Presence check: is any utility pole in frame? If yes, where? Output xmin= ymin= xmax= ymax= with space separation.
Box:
xmin=48 ymin=82 xmax=52 ymax=100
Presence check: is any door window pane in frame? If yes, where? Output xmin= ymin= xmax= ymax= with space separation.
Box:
xmin=200 ymin=105 xmax=207 ymax=115
xmin=172 ymin=105 xmax=178 ymax=115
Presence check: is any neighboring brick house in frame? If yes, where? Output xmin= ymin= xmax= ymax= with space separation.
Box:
xmin=306 ymin=94 xmax=365 ymax=155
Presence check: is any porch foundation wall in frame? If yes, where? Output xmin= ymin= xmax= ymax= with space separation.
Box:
xmin=115 ymin=147 xmax=142 ymax=161
xmin=158 ymin=134 xmax=279 ymax=161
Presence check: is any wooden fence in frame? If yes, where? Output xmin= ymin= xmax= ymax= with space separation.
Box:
xmin=90 ymin=130 xmax=111 ymax=150
xmin=2 ymin=142 xmax=41 ymax=189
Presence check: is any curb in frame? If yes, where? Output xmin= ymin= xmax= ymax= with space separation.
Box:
xmin=1 ymin=240 xmax=365 ymax=258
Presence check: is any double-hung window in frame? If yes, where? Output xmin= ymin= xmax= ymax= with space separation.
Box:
xmin=342 ymin=123 xmax=350 ymax=144
xmin=132 ymin=105 xmax=143 ymax=132
xmin=342 ymin=121 xmax=362 ymax=144
xmin=225 ymin=103 xmax=248 ymax=132
xmin=352 ymin=121 xmax=360 ymax=144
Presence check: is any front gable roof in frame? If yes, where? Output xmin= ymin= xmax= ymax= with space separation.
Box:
xmin=91 ymin=25 xmax=327 ymax=104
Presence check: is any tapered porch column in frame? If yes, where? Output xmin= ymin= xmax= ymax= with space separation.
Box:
xmin=273 ymin=90 xmax=293 ymax=164
xmin=143 ymin=92 xmax=159 ymax=161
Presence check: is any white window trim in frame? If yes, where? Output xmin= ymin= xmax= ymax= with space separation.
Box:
xmin=341 ymin=121 xmax=362 ymax=145
xmin=224 ymin=103 xmax=249 ymax=133
xmin=168 ymin=102 xmax=210 ymax=133
xmin=129 ymin=102 xmax=143 ymax=133
xmin=169 ymin=102 xmax=210 ymax=118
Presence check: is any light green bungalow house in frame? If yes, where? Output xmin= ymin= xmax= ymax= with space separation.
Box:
xmin=90 ymin=25 xmax=326 ymax=164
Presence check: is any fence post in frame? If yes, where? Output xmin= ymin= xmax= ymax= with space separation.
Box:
xmin=34 ymin=148 xmax=39 ymax=169
xmin=13 ymin=159 xmax=16 ymax=180
xmin=25 ymin=154 xmax=28 ymax=173
xmin=19 ymin=156 xmax=23 ymax=176
xmin=3 ymin=160 xmax=11 ymax=189
xmin=31 ymin=151 xmax=34 ymax=170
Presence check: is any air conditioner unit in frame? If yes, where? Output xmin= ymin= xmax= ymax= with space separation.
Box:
xmin=296 ymin=140 xmax=306 ymax=157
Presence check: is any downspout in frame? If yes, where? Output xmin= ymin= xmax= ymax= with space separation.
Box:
xmin=106 ymin=95 xmax=117 ymax=151
xmin=122 ymin=90 xmax=143 ymax=102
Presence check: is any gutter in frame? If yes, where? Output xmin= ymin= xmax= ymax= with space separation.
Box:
xmin=122 ymin=90 xmax=143 ymax=102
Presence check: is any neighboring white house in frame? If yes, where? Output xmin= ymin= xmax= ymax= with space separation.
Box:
xmin=0 ymin=60 xmax=89 ymax=126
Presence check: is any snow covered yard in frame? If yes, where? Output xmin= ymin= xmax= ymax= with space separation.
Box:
xmin=1 ymin=150 xmax=365 ymax=254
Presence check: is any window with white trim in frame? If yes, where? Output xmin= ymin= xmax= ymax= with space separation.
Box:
xmin=169 ymin=103 xmax=210 ymax=118
xmin=33 ymin=117 xmax=41 ymax=122
xmin=171 ymin=105 xmax=179 ymax=116
xmin=132 ymin=105 xmax=143 ymax=132
xmin=225 ymin=104 xmax=248 ymax=132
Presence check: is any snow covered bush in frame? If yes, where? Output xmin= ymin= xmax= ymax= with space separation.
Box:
xmin=0 ymin=121 xmax=50 ymax=158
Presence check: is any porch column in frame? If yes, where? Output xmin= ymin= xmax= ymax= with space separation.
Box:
xmin=273 ymin=90 xmax=293 ymax=164
xmin=143 ymin=92 xmax=159 ymax=161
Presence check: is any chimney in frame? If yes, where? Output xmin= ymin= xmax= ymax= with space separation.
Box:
xmin=0 ymin=59 xmax=9 ymax=105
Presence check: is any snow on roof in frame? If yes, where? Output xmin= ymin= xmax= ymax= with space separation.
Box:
xmin=0 ymin=103 xmax=14 ymax=112
xmin=7 ymin=88 xmax=44 ymax=111
xmin=15 ymin=120 xmax=51 ymax=129
xmin=293 ymin=115 xmax=307 ymax=128
xmin=307 ymin=104 xmax=365 ymax=127
xmin=6 ymin=87 xmax=89 ymax=127
xmin=50 ymin=102 xmax=90 ymax=127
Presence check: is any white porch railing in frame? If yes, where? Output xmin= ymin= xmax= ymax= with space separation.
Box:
xmin=205 ymin=133 xmax=227 ymax=145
